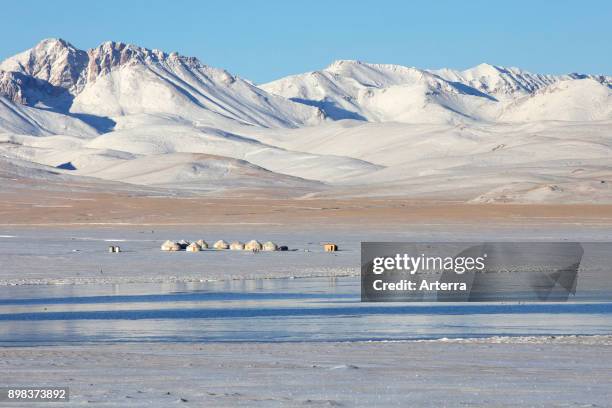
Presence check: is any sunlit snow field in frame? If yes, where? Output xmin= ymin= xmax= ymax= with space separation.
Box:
xmin=1 ymin=225 xmax=611 ymax=345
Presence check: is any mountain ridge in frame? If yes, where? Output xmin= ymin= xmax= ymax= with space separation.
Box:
xmin=0 ymin=38 xmax=324 ymax=129
xmin=262 ymin=59 xmax=611 ymax=123
xmin=0 ymin=39 xmax=611 ymax=203
xmin=1 ymin=39 xmax=611 ymax=128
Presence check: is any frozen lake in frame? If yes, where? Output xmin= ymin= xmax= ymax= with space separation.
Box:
xmin=1 ymin=277 xmax=611 ymax=345
xmin=1 ymin=225 xmax=611 ymax=346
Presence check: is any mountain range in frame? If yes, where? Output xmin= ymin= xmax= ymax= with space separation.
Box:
xmin=1 ymin=38 xmax=611 ymax=203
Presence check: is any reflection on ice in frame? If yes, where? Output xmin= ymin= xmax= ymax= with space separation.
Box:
xmin=0 ymin=277 xmax=611 ymax=345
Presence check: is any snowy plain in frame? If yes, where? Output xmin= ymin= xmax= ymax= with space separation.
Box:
xmin=2 ymin=223 xmax=612 ymax=286
xmin=2 ymin=338 xmax=612 ymax=407
xmin=1 ymin=224 xmax=611 ymax=407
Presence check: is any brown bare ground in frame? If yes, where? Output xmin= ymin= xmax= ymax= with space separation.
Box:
xmin=2 ymin=188 xmax=612 ymax=226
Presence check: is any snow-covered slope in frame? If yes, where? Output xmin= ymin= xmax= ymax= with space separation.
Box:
xmin=1 ymin=124 xmax=380 ymax=182
xmin=0 ymin=39 xmax=324 ymax=129
xmin=262 ymin=60 xmax=612 ymax=124
xmin=81 ymin=152 xmax=323 ymax=192
xmin=433 ymin=63 xmax=611 ymax=100
xmin=0 ymin=151 xmax=118 ymax=191
xmin=431 ymin=63 xmax=559 ymax=100
xmin=232 ymin=119 xmax=612 ymax=202
xmin=0 ymin=136 xmax=328 ymax=197
xmin=71 ymin=41 xmax=323 ymax=128
xmin=261 ymin=60 xmax=497 ymax=123
xmin=0 ymin=97 xmax=98 ymax=136
xmin=499 ymin=79 xmax=612 ymax=122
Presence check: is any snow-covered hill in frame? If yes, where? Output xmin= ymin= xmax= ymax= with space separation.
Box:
xmin=0 ymin=39 xmax=324 ymax=129
xmin=1 ymin=38 xmax=611 ymax=203
xmin=262 ymin=60 xmax=612 ymax=124
xmin=80 ymin=152 xmax=324 ymax=193
xmin=499 ymin=79 xmax=612 ymax=122
xmin=0 ymin=96 xmax=98 ymax=136
xmin=433 ymin=63 xmax=611 ymax=99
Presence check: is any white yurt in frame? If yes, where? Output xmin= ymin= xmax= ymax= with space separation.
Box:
xmin=262 ymin=241 xmax=278 ymax=251
xmin=214 ymin=240 xmax=229 ymax=250
xmin=196 ymin=239 xmax=209 ymax=249
xmin=230 ymin=241 xmax=245 ymax=250
xmin=161 ymin=240 xmax=181 ymax=251
xmin=245 ymin=240 xmax=263 ymax=251
xmin=186 ymin=242 xmax=202 ymax=252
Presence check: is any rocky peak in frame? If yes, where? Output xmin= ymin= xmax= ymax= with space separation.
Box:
xmin=86 ymin=41 xmax=204 ymax=81
xmin=0 ymin=38 xmax=88 ymax=91
xmin=0 ymin=69 xmax=73 ymax=110
xmin=0 ymin=39 xmax=210 ymax=95
xmin=0 ymin=70 xmax=27 ymax=104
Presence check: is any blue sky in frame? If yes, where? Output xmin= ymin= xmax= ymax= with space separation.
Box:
xmin=4 ymin=0 xmax=611 ymax=83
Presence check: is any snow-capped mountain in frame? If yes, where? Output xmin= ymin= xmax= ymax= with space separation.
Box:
xmin=433 ymin=63 xmax=611 ymax=99
xmin=261 ymin=60 xmax=494 ymax=123
xmin=2 ymin=40 xmax=610 ymax=129
xmin=0 ymin=39 xmax=323 ymax=129
xmin=1 ymin=38 xmax=611 ymax=203
xmin=262 ymin=60 xmax=612 ymax=123
xmin=0 ymin=38 xmax=88 ymax=91
xmin=431 ymin=63 xmax=560 ymax=99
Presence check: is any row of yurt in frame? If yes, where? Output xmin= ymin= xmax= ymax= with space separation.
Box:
xmin=161 ymin=240 xmax=209 ymax=251
xmin=162 ymin=239 xmax=283 ymax=251
xmin=223 ymin=240 xmax=278 ymax=251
